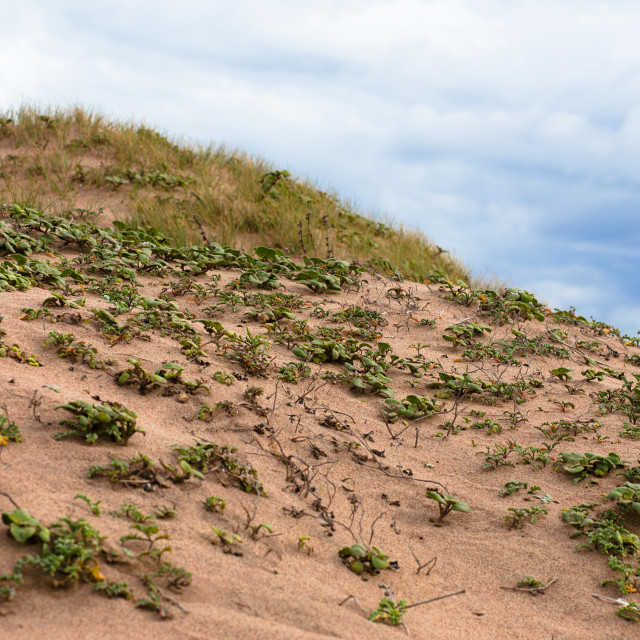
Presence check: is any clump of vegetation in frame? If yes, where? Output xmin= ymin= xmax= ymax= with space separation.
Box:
xmin=116 ymin=359 xmax=209 ymax=396
xmin=338 ymin=543 xmax=390 ymax=575
xmin=608 ymin=483 xmax=640 ymax=517
xmin=504 ymin=506 xmax=548 ymax=530
xmin=88 ymin=453 xmax=171 ymax=489
xmin=43 ymin=331 xmax=109 ymax=369
xmin=562 ymin=505 xmax=639 ymax=557
xmin=368 ymin=596 xmax=408 ymax=625
xmin=557 ymin=452 xmax=625 ymax=483
xmin=171 ymin=439 xmax=266 ymax=495
xmin=211 ymin=526 xmax=243 ymax=555
xmin=203 ymin=496 xmax=226 ymax=514
xmin=425 ymin=490 xmax=470 ymax=525
xmin=55 ymin=400 xmax=143 ymax=445
xmin=0 ymin=509 xmax=117 ymax=600
xmin=0 ymin=414 xmax=21 ymax=445
xmin=277 ymin=361 xmax=311 ymax=383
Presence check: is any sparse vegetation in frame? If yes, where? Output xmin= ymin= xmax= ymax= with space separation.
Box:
xmin=1 ymin=105 xmax=640 ymax=634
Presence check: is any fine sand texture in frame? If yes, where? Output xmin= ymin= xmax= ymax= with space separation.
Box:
xmin=1 ymin=207 xmax=639 ymax=640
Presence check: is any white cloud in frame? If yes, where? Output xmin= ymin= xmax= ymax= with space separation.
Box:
xmin=1 ymin=0 xmax=639 ymax=333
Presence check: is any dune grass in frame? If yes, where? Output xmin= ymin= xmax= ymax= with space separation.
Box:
xmin=0 ymin=105 xmax=473 ymax=283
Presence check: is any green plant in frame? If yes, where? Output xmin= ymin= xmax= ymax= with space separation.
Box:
xmin=277 ymin=361 xmax=311 ymax=383
xmin=368 ymin=596 xmax=408 ymax=625
xmin=519 ymin=576 xmax=544 ymax=589
xmin=593 ymin=374 xmax=640 ymax=424
xmin=87 ymin=453 xmax=169 ymax=489
xmin=298 ymin=534 xmax=314 ymax=555
xmin=243 ymin=385 xmax=264 ymax=403
xmin=1 ymin=509 xmax=50 ymax=544
xmin=198 ymin=401 xmax=238 ymax=421
xmin=43 ymin=331 xmax=108 ymax=369
xmin=0 ymin=414 xmax=21 ymax=445
xmin=468 ymin=418 xmax=503 ymax=434
xmin=582 ymin=369 xmax=606 ymax=382
xmin=504 ymin=506 xmax=548 ymax=529
xmin=337 ymin=543 xmax=389 ymax=575
xmin=425 ymin=490 xmax=470 ymax=524
xmin=203 ymin=496 xmax=226 ymax=514
xmin=620 ymin=424 xmax=640 ymax=440
xmin=557 ymin=452 xmax=624 ymax=483
xmin=212 ymin=370 xmax=235 ymax=386
xmin=443 ymin=322 xmax=491 ymax=348
xmin=171 ymin=439 xmax=266 ymax=495
xmin=616 ymin=601 xmax=640 ymax=622
xmin=383 ymin=395 xmax=443 ymax=423
xmin=120 ymin=519 xmax=171 ymax=562
xmin=211 ymin=526 xmax=243 ymax=555
xmin=1 ymin=513 xmax=106 ymax=591
xmin=562 ymin=506 xmax=639 ymax=557
xmin=550 ymin=367 xmax=573 ymax=381
xmin=608 ymin=483 xmax=640 ymax=517
xmin=602 ymin=556 xmax=640 ymax=595
xmin=480 ymin=441 xmax=517 ymax=470
xmin=94 ymin=580 xmax=131 ymax=599
xmin=135 ymin=562 xmax=192 ymax=619
xmin=499 ymin=481 xmax=528 ymax=497
xmin=55 ymin=400 xmax=143 ymax=445
xmin=74 ymin=494 xmax=102 ymax=515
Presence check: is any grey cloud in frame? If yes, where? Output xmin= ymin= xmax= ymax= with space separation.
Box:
xmin=1 ymin=0 xmax=639 ymax=333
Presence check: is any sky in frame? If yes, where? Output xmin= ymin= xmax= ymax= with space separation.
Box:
xmin=1 ymin=0 xmax=639 ymax=334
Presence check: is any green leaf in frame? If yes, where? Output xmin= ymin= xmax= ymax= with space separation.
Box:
xmin=370 ymin=555 xmax=389 ymax=571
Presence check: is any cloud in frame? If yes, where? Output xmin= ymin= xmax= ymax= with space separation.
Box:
xmin=1 ymin=0 xmax=639 ymax=332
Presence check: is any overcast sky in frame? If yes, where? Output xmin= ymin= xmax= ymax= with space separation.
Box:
xmin=2 ymin=1 xmax=639 ymax=334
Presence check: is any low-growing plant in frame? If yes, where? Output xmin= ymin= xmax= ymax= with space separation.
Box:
xmin=93 ymin=580 xmax=131 ymax=599
xmin=43 ymin=331 xmax=108 ymax=369
xmin=212 ymin=370 xmax=235 ymax=386
xmin=74 ymin=494 xmax=102 ymax=515
xmin=211 ymin=526 xmax=243 ymax=555
xmin=0 ymin=414 xmax=21 ymax=445
xmin=1 ymin=512 xmax=107 ymax=592
xmin=557 ymin=452 xmax=625 ymax=483
xmin=550 ymin=367 xmax=573 ymax=381
xmin=480 ymin=441 xmax=517 ymax=470
xmin=504 ymin=506 xmax=548 ymax=530
xmin=338 ymin=542 xmax=389 ymax=575
xmin=203 ymin=496 xmax=226 ymax=514
xmin=562 ymin=506 xmax=640 ymax=557
xmin=120 ymin=518 xmax=171 ymax=562
xmin=368 ymin=596 xmax=408 ymax=625
xmin=2 ymin=509 xmax=50 ymax=544
xmin=88 ymin=453 xmax=171 ymax=489
xmin=602 ymin=556 xmax=640 ymax=596
xmin=616 ymin=601 xmax=640 ymax=622
xmin=171 ymin=439 xmax=266 ymax=495
xmin=425 ymin=489 xmax=470 ymax=524
xmin=55 ymin=400 xmax=143 ymax=445
xmin=582 ymin=369 xmax=606 ymax=382
xmin=134 ymin=561 xmax=192 ymax=619
xmin=620 ymin=424 xmax=640 ymax=440
xmin=468 ymin=418 xmax=502 ymax=434
xmin=443 ymin=322 xmax=491 ymax=349
xmin=608 ymin=483 xmax=640 ymax=517
xmin=198 ymin=401 xmax=238 ymax=421
xmin=277 ymin=361 xmax=311 ymax=383
xmin=298 ymin=534 xmax=314 ymax=555
xmin=383 ymin=395 xmax=443 ymax=423
xmin=499 ymin=481 xmax=529 ymax=497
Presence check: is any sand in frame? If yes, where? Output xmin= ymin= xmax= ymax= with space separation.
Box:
xmin=1 ymin=222 xmax=639 ymax=640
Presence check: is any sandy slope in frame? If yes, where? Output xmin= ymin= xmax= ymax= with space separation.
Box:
xmin=1 ymin=228 xmax=639 ymax=640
